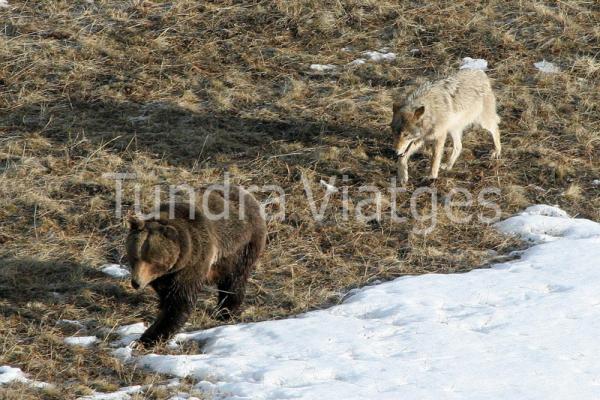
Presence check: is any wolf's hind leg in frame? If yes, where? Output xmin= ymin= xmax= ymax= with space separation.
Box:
xmin=482 ymin=122 xmax=501 ymax=159
xmin=489 ymin=127 xmax=501 ymax=159
xmin=480 ymin=95 xmax=501 ymax=159
xmin=442 ymin=130 xmax=463 ymax=171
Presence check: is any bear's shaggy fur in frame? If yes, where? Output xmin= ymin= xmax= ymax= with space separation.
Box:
xmin=125 ymin=185 xmax=267 ymax=347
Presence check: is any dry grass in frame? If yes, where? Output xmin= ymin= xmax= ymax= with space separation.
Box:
xmin=1 ymin=0 xmax=599 ymax=398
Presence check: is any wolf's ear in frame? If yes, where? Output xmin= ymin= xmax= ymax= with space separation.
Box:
xmin=392 ymin=102 xmax=402 ymax=113
xmin=413 ymin=106 xmax=425 ymax=120
xmin=128 ymin=214 xmax=145 ymax=231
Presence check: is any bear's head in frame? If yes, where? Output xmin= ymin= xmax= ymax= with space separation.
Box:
xmin=126 ymin=216 xmax=180 ymax=290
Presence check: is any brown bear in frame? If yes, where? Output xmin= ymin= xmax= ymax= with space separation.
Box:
xmin=125 ymin=184 xmax=267 ymax=347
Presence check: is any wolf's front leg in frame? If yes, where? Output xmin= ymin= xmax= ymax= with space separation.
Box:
xmin=397 ymin=157 xmax=410 ymax=186
xmin=429 ymin=136 xmax=446 ymax=180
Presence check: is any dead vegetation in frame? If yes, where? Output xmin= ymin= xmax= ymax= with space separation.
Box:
xmin=0 ymin=0 xmax=598 ymax=398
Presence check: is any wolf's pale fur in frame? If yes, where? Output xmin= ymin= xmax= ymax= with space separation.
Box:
xmin=391 ymin=69 xmax=501 ymax=184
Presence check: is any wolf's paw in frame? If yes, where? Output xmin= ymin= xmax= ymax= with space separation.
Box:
xmin=427 ymin=175 xmax=439 ymax=186
xmin=397 ymin=174 xmax=409 ymax=186
xmin=490 ymin=150 xmax=501 ymax=159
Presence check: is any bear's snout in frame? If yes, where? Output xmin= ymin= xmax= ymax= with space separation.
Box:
xmin=129 ymin=260 xmax=156 ymax=290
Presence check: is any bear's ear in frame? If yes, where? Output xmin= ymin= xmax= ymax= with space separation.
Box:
xmin=413 ymin=106 xmax=425 ymax=120
xmin=159 ymin=224 xmax=178 ymax=241
xmin=128 ymin=214 xmax=145 ymax=231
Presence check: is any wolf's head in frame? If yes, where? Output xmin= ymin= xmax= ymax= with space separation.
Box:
xmin=390 ymin=104 xmax=425 ymax=157
xmin=125 ymin=216 xmax=181 ymax=290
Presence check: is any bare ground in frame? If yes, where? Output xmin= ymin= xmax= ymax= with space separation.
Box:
xmin=0 ymin=0 xmax=598 ymax=398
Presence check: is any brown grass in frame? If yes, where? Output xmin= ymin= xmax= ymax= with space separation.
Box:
xmin=1 ymin=0 xmax=599 ymax=398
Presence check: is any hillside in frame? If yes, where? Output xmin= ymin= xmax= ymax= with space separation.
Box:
xmin=0 ymin=1 xmax=598 ymax=398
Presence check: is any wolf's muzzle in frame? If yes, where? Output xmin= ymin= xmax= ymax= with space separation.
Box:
xmin=396 ymin=141 xmax=413 ymax=158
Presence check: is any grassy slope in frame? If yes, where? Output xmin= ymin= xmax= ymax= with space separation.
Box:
xmin=0 ymin=0 xmax=598 ymax=398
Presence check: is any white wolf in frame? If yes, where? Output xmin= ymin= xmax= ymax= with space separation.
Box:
xmin=390 ymin=69 xmax=501 ymax=185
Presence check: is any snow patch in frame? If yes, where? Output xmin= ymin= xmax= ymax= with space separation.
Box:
xmin=0 ymin=365 xmax=29 ymax=385
xmin=349 ymin=49 xmax=396 ymax=65
xmin=111 ymin=322 xmax=147 ymax=347
xmin=64 ymin=336 xmax=98 ymax=348
xmin=111 ymin=346 xmax=133 ymax=362
xmin=100 ymin=206 xmax=600 ymax=400
xmin=459 ymin=57 xmax=488 ymax=71
xmin=78 ymin=379 xmax=181 ymax=400
xmin=123 ymin=206 xmax=600 ymax=399
xmin=101 ymin=264 xmax=130 ymax=279
xmin=520 ymin=204 xmax=569 ymax=218
xmin=347 ymin=58 xmax=366 ymax=66
xmin=168 ymin=394 xmax=201 ymax=400
xmin=77 ymin=385 xmax=143 ymax=400
xmin=534 ymin=60 xmax=560 ymax=73
xmin=320 ymin=179 xmax=338 ymax=192
xmin=0 ymin=365 xmax=50 ymax=388
xmin=117 ymin=322 xmax=146 ymax=336
xmin=57 ymin=319 xmax=86 ymax=330
xmin=494 ymin=205 xmax=600 ymax=243
xmin=361 ymin=50 xmax=396 ymax=62
xmin=309 ymin=64 xmax=336 ymax=72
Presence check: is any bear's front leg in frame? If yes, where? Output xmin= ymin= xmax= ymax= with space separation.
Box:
xmin=139 ymin=287 xmax=196 ymax=347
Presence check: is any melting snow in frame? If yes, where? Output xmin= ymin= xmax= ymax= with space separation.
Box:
xmin=459 ymin=57 xmax=488 ymax=70
xmin=64 ymin=336 xmax=98 ymax=348
xmin=57 ymin=319 xmax=86 ymax=330
xmin=534 ymin=60 xmax=560 ymax=73
xmin=101 ymin=264 xmax=130 ymax=279
xmin=77 ymin=385 xmax=143 ymax=400
xmin=0 ymin=365 xmax=50 ymax=388
xmin=347 ymin=58 xmax=366 ymax=66
xmin=111 ymin=346 xmax=134 ymax=362
xmin=361 ymin=50 xmax=396 ymax=62
xmin=349 ymin=49 xmax=396 ymax=65
xmin=116 ymin=322 xmax=146 ymax=336
xmin=319 ymin=179 xmax=338 ymax=193
xmin=168 ymin=395 xmax=201 ymax=400
xmin=495 ymin=205 xmax=600 ymax=243
xmin=103 ymin=205 xmax=600 ymax=399
xmin=309 ymin=64 xmax=336 ymax=72
xmin=0 ymin=365 xmax=30 ymax=385
xmin=100 ymin=205 xmax=600 ymax=399
xmin=111 ymin=322 xmax=147 ymax=348
xmin=77 ymin=379 xmax=182 ymax=399
xmin=519 ymin=204 xmax=569 ymax=218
